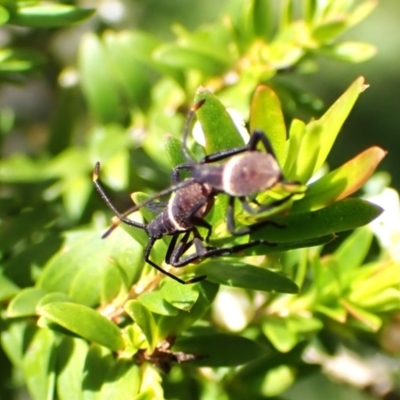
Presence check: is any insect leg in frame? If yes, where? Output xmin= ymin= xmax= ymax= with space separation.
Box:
xmin=227 ymin=196 xmax=284 ymax=236
xmin=144 ymin=236 xmax=204 ymax=284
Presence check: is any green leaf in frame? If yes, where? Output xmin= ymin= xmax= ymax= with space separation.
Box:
xmin=7 ymin=287 xmax=47 ymax=318
xmin=79 ymin=33 xmax=120 ymax=123
xmin=334 ymin=227 xmax=373 ymax=272
xmin=291 ymin=77 xmax=368 ymax=181
xmin=197 ymin=260 xmax=298 ymax=293
xmin=284 ymin=118 xmax=306 ymax=178
xmin=318 ymin=41 xmax=377 ymax=63
xmin=157 ymin=281 xmax=218 ymax=337
xmin=160 ymin=280 xmax=200 ymax=311
xmin=37 ymin=293 xmax=73 ymax=309
xmin=262 ymin=318 xmax=298 ymax=352
xmin=38 ymin=228 xmax=142 ymax=307
xmin=0 ymin=6 xmax=9 ymax=25
xmin=9 ymin=4 xmax=94 ymax=27
xmin=154 ymin=43 xmax=228 ymax=76
xmin=22 ymin=328 xmax=56 ymax=400
xmin=0 ymin=153 xmax=48 ymax=182
xmin=173 ymin=333 xmax=266 ymax=366
xmin=101 ymin=263 xmax=127 ymax=305
xmin=312 ymin=18 xmax=347 ymax=43
xmin=293 ymin=121 xmax=322 ymax=182
xmin=103 ymin=31 xmax=160 ymax=104
xmin=164 ymin=134 xmax=186 ymax=167
xmin=82 ymin=345 xmax=114 ymax=399
xmin=1 ymin=320 xmax=35 ymax=368
xmin=316 ymin=77 xmax=367 ymax=168
xmin=62 ymin=174 xmax=92 ymax=220
xmin=100 ymin=360 xmax=140 ymax=399
xmin=342 ymin=300 xmax=382 ymax=331
xmin=56 ymin=337 xmax=89 ymax=400
xmin=0 ymin=271 xmax=20 ymax=301
xmin=350 ymin=261 xmax=400 ymax=303
xmin=194 ymin=88 xmax=244 ymax=154
xmin=0 ymin=208 xmax=55 ymax=252
xmin=348 ymin=1 xmax=378 ymax=27
xmin=250 ymin=84 xmax=287 ymax=165
xmin=293 ymin=146 xmax=386 ymax=212
xmin=38 ymin=302 xmax=124 ymax=351
xmin=125 ymin=300 xmax=158 ymax=351
xmin=353 ymin=288 xmax=400 ymax=312
xmin=137 ymin=292 xmax=179 ymax=316
xmin=251 ymin=198 xmax=382 ymax=243
xmin=261 ymin=365 xmax=295 ymax=397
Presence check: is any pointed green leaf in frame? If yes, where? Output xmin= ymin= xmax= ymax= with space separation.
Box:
xmin=38 ymin=302 xmax=124 ymax=351
xmin=0 ymin=6 xmax=9 ymax=25
xmin=293 ymin=77 xmax=367 ymax=181
xmin=290 ymin=119 xmax=322 ymax=182
xmin=342 ymin=300 xmax=382 ymax=331
xmin=124 ymin=300 xmax=158 ymax=351
xmin=315 ymin=304 xmax=347 ymax=322
xmin=56 ymin=337 xmax=89 ymax=400
xmin=284 ymin=118 xmax=306 ymax=178
xmin=0 ymin=272 xmax=20 ymax=301
xmin=318 ymin=41 xmax=377 ymax=63
xmin=154 ymin=43 xmax=228 ymax=76
xmin=173 ymin=333 xmax=265 ymax=366
xmin=262 ymin=319 xmax=298 ymax=352
xmin=165 ymin=134 xmax=186 ymax=168
xmin=79 ymin=33 xmax=120 ymax=123
xmin=38 ymin=228 xmax=142 ymax=307
xmin=7 ymin=287 xmax=47 ymax=318
xmin=315 ymin=76 xmax=368 ymax=171
xmin=194 ymin=88 xmax=244 ymax=153
xmin=9 ymin=5 xmax=94 ymax=27
xmin=251 ymin=198 xmax=382 ymax=243
xmin=294 ymin=146 xmax=386 ymax=212
xmin=250 ymin=85 xmax=286 ymax=165
xmin=348 ymin=1 xmax=378 ymax=27
xmin=197 ymin=260 xmax=298 ymax=293
xmin=137 ymin=292 xmax=179 ymax=316
xmin=350 ymin=261 xmax=400 ymax=302
xmin=157 ymin=281 xmax=218 ymax=337
xmin=160 ymin=280 xmax=200 ymax=311
xmin=100 ymin=360 xmax=140 ymax=399
xmin=334 ymin=227 xmax=373 ymax=272
xmin=1 ymin=320 xmax=35 ymax=368
xmin=103 ymin=31 xmax=159 ymax=104
xmin=22 ymin=328 xmax=56 ymax=400
xmin=37 ymin=292 xmax=72 ymax=308
xmin=352 ymin=288 xmax=400 ymax=312
xmin=312 ymin=19 xmax=347 ymax=43
xmin=82 ymin=345 xmax=113 ymax=399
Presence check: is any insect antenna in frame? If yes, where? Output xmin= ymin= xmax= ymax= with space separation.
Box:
xmin=92 ymin=162 xmax=149 ymax=236
xmin=93 ymin=162 xmax=201 ymax=237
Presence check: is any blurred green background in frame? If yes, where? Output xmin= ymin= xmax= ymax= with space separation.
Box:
xmin=1 ymin=0 xmax=399 ymax=186
xmin=1 ymin=1 xmax=400 ymax=399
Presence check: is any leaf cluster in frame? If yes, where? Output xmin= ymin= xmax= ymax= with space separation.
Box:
xmin=1 ymin=1 xmax=399 ymax=400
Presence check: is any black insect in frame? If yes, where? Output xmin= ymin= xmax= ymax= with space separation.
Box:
xmin=93 ymin=162 xmax=276 ymax=284
xmin=93 ymin=100 xmax=297 ymax=284
xmin=170 ymin=100 xmax=302 ymax=236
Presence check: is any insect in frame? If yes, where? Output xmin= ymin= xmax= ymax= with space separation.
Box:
xmin=93 ymin=162 xmax=276 ymax=284
xmin=117 ymin=101 xmax=299 ymax=237
xmin=172 ymin=103 xmax=301 ymax=236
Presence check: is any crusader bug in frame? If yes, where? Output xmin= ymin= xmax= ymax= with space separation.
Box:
xmin=173 ymin=100 xmax=302 ymax=236
xmin=93 ymin=163 xmax=276 ymax=284
xmin=110 ymin=100 xmax=301 ymax=238
xmin=93 ymin=101 xmax=286 ymax=284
